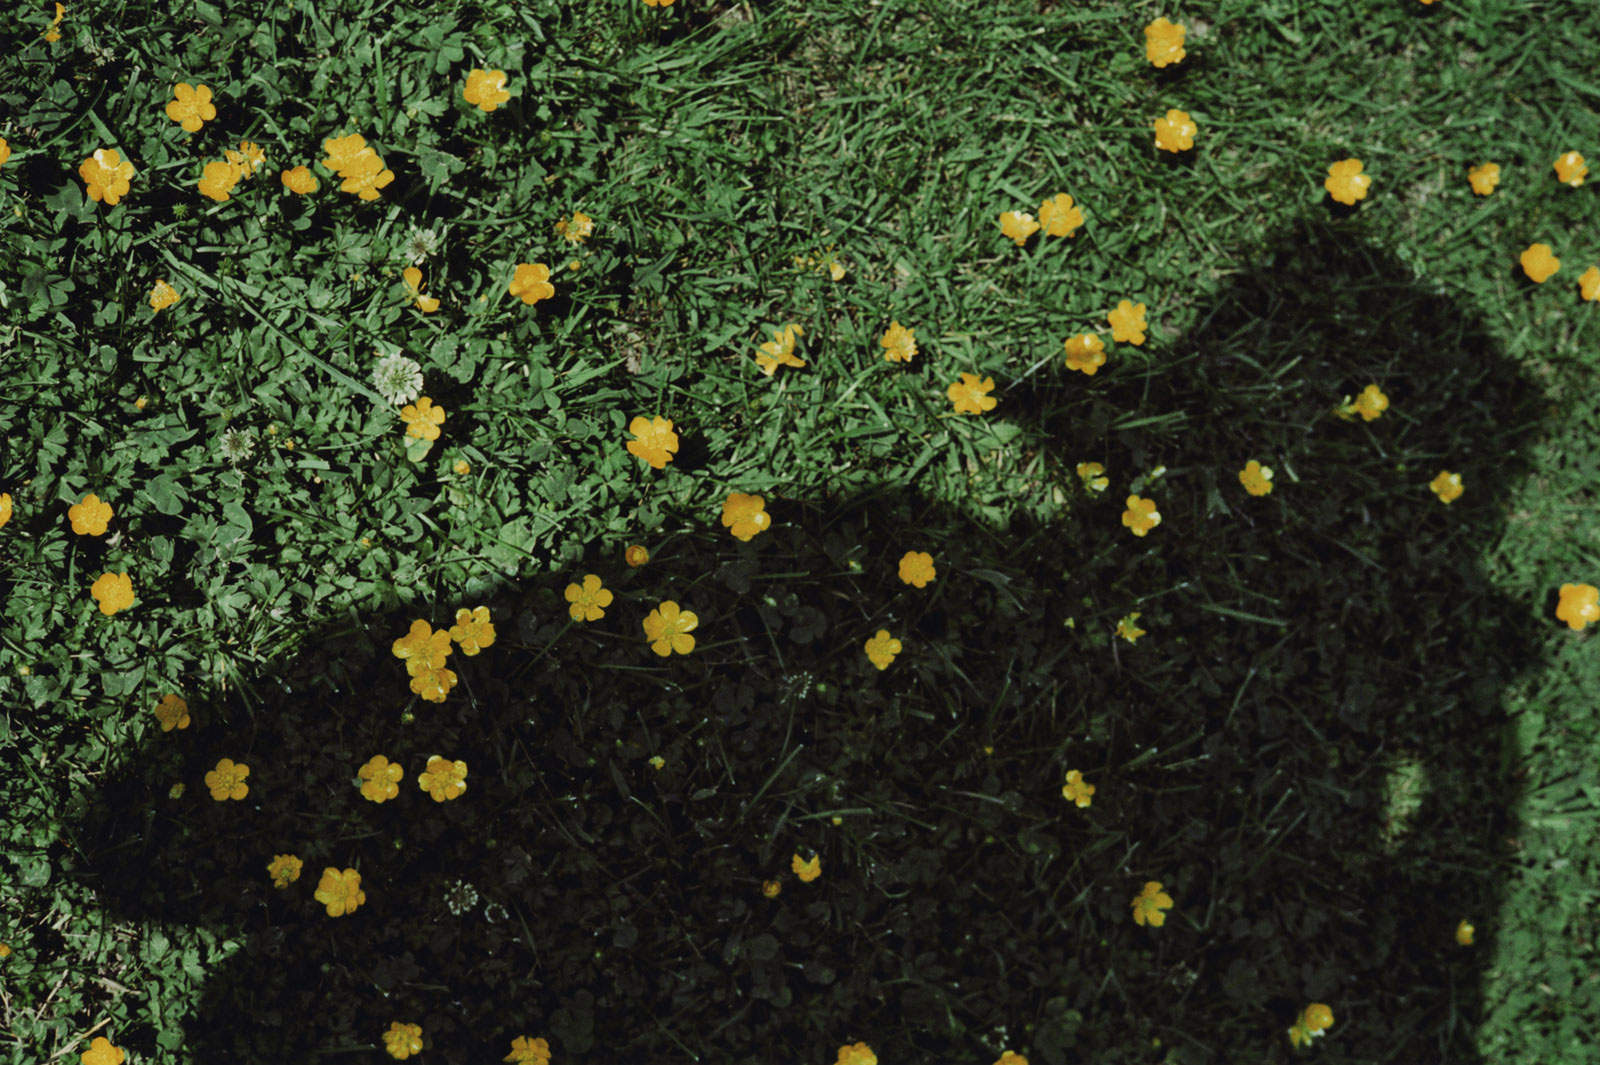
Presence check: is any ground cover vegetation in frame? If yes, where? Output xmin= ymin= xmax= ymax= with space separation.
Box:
xmin=2 ymin=0 xmax=1599 ymax=1062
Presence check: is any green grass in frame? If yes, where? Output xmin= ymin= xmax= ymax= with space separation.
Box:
xmin=3 ymin=0 xmax=1600 ymax=1062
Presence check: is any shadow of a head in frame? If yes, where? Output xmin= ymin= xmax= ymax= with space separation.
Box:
xmin=70 ymin=218 xmax=1543 ymax=1064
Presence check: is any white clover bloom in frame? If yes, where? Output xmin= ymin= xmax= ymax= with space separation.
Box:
xmin=444 ymin=879 xmax=478 ymax=916
xmin=217 ymin=428 xmax=255 ymax=465
xmin=372 ymin=353 xmax=423 ymax=406
xmin=402 ymin=225 xmax=443 ymax=265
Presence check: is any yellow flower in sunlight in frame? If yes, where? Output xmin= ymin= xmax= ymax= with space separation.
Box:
xmin=565 ymin=574 xmax=614 ymax=622
xmin=149 ymin=279 xmax=180 ymax=312
xmin=43 ymin=3 xmax=65 ymax=42
xmin=881 ymin=320 xmax=918 ymax=363
xmin=1553 ymin=151 xmax=1588 ymax=188
xmin=643 ymin=601 xmax=698 ymax=656
xmin=1063 ymin=333 xmax=1106 ymax=375
xmin=947 ymin=373 xmax=998 ymax=414
xmin=1039 ymin=193 xmax=1084 ymax=237
xmin=402 ymin=266 xmax=440 ymax=313
xmin=1114 ymin=612 xmax=1145 ymax=644
xmin=165 ymin=83 xmax=217 ymax=133
xmin=864 ymin=629 xmax=901 ymax=670
xmin=556 ymin=211 xmax=594 ymax=243
xmin=1144 ymin=17 xmax=1185 ymax=67
xmin=1122 ymin=495 xmax=1161 ymax=537
xmin=1336 ymin=383 xmax=1389 ymax=422
xmin=999 ymin=210 xmax=1040 ymax=246
xmin=80 ymin=148 xmax=135 ymax=206
xmin=792 ymin=853 xmax=822 ymax=882
xmin=1153 ymin=109 xmax=1196 ymax=153
xmin=508 ymin=262 xmax=555 ymax=306
xmin=755 ymin=323 xmax=806 ymax=375
xmin=463 ymin=68 xmax=511 ymax=112
xmin=1580 ymin=266 xmax=1600 ymax=302
xmin=1556 ymin=583 xmax=1600 ymax=631
xmin=1456 ymin=919 xmax=1475 ymax=946
xmin=1325 ymin=158 xmax=1372 ymax=205
xmin=721 ymin=492 xmax=772 ymax=541
xmin=1467 ymin=162 xmax=1500 ymax=196
xmin=1520 ymin=243 xmax=1560 ymax=283
xmin=1107 ymin=300 xmax=1147 ymax=345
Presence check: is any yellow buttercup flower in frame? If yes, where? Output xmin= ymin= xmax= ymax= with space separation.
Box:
xmin=149 ymin=279 xmax=180 ymax=312
xmin=564 ymin=574 xmax=614 ymax=621
xmin=792 ymin=853 xmax=822 ymax=882
xmin=999 ymin=210 xmax=1040 ymax=246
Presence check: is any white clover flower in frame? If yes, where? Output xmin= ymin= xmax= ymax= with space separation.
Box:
xmin=444 ymin=879 xmax=478 ymax=916
xmin=372 ymin=353 xmax=424 ymax=406
xmin=217 ymin=428 xmax=255 ymax=465
xmin=402 ymin=225 xmax=443 ymax=265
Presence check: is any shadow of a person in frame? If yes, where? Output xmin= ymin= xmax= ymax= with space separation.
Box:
xmin=66 ymin=218 xmax=1542 ymax=1065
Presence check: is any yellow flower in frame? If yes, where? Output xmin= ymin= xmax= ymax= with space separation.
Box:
xmin=880 ymin=320 xmax=918 ymax=363
xmin=1520 ymin=243 xmax=1560 ymax=283
xmin=449 ymin=605 xmax=496 ymax=655
xmin=625 ymin=544 xmax=650 ymax=567
xmin=418 ymin=755 xmax=469 ymax=802
xmin=197 ymin=159 xmax=242 ymax=202
xmin=835 ymin=1045 xmax=876 ymax=1065
xmin=391 ymin=618 xmax=453 ymax=676
xmin=1325 ymin=158 xmax=1371 ymax=205
xmin=947 ymin=372 xmax=998 ymax=414
xmin=1430 ymin=470 xmax=1463 ymax=503
xmin=1114 ymin=612 xmax=1145 ymax=644
xmin=383 ymin=1021 xmax=424 ymax=1060
xmin=0 ymin=138 xmax=9 ymax=168
xmin=358 ymin=755 xmax=405 ymax=803
xmin=68 ymin=492 xmax=113 ymax=535
xmin=1107 ymin=300 xmax=1147 ymax=345
xmin=409 ymin=666 xmax=458 ymax=703
xmin=643 ymin=601 xmax=698 ymax=656
xmin=1303 ymin=1003 xmax=1334 ymax=1032
xmin=1122 ymin=495 xmax=1161 ymax=536
xmin=1039 ymin=192 xmax=1084 ymax=237
xmin=864 ymin=629 xmax=901 ymax=670
xmin=556 ymin=211 xmax=594 ymax=243
xmin=280 ymin=165 xmax=319 ymax=194
xmin=1580 ymin=265 xmax=1600 ymax=302
xmin=504 ymin=1036 xmax=553 ymax=1064
xmin=1456 ymin=919 xmax=1475 ymax=946
xmin=762 ymin=879 xmax=782 ymax=898
xmin=399 ymin=396 xmax=446 ymax=441
xmin=337 ymin=150 xmax=395 ymax=200
xmin=999 ymin=210 xmax=1041 ymax=246
xmin=649 ymin=756 xmax=665 ymax=770
xmin=1061 ymin=769 xmax=1095 ymax=808
xmin=1144 ymin=17 xmax=1186 ymax=67
xmin=267 ymin=854 xmax=302 ymax=888
xmin=564 ymin=574 xmax=614 ymax=621
xmin=755 ymin=323 xmax=806 ymax=375
xmin=79 ymin=1036 xmax=125 ymax=1065
xmin=897 ymin=550 xmax=936 ymax=588
xmin=42 ymin=3 xmax=65 ymax=43
xmin=642 ymin=0 xmax=676 ymax=6
xmin=1076 ymin=462 xmax=1108 ymax=493
xmin=80 ymin=148 xmax=136 ymax=206
xmin=1557 ymin=583 xmax=1600 ymax=630
xmin=453 ymin=459 xmax=471 ymax=476
xmin=1153 ymin=109 xmax=1197 ymax=153
xmin=626 ymin=415 xmax=679 ymax=469
xmin=792 ymin=853 xmax=822 ymax=882
xmin=1468 ymin=162 xmax=1500 ymax=196
xmin=154 ymin=693 xmax=190 ymax=732
xmin=165 ymin=83 xmax=216 ymax=132
xmin=994 ymin=1053 xmax=1029 ymax=1065
xmin=1239 ymin=459 xmax=1274 ymax=496
xmin=721 ymin=492 xmax=772 ymax=541
xmin=1337 ymin=383 xmax=1389 ymax=422
xmin=1063 ymin=333 xmax=1106 ymax=375
xmin=508 ymin=262 xmax=555 ymax=305
xmin=1131 ymin=880 xmax=1173 ymax=926
xmin=1553 ymin=151 xmax=1588 ymax=188
xmin=90 ymin=572 xmax=135 ymax=615
xmin=314 ymin=867 xmax=366 ymax=916
xmin=225 ymin=141 xmax=266 ymax=178
xmin=463 ymin=68 xmax=511 ymax=112
xmin=401 ymin=266 xmax=440 ymax=313
xmin=204 ymin=757 xmax=250 ymax=801
xmin=149 ymin=279 xmax=180 ymax=312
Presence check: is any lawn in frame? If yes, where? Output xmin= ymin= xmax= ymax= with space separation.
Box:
xmin=2 ymin=0 xmax=1600 ymax=1063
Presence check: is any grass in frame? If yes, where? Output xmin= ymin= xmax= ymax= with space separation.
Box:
xmin=2 ymin=0 xmax=1600 ymax=1062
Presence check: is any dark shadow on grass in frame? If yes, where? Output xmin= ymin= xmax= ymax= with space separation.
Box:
xmin=67 ymin=217 xmax=1543 ymax=1065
